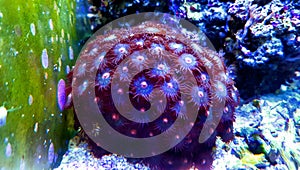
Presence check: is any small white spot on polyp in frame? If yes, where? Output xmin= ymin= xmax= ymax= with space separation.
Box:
xmin=141 ymin=81 xmax=148 ymax=88
xmin=157 ymin=64 xmax=165 ymax=70
xmin=119 ymin=47 xmax=126 ymax=53
xmin=99 ymin=55 xmax=104 ymax=62
xmin=224 ymin=106 xmax=229 ymax=112
xmin=154 ymin=46 xmax=163 ymax=52
xmin=217 ymin=82 xmax=225 ymax=92
xmin=198 ymin=91 xmax=204 ymax=97
xmin=189 ymin=122 xmax=194 ymax=127
xmin=201 ymin=74 xmax=206 ymax=81
xmin=215 ymin=81 xmax=227 ymax=98
xmin=102 ymin=72 xmax=110 ymax=79
xmin=173 ymin=43 xmax=181 ymax=48
xmin=163 ymin=118 xmax=168 ymax=123
xmin=117 ymin=88 xmax=123 ymax=94
xmin=167 ymin=83 xmax=173 ymax=89
xmin=122 ymin=66 xmax=128 ymax=72
xmin=112 ymin=114 xmax=118 ymax=120
xmin=137 ymin=55 xmax=144 ymax=61
xmin=184 ymin=57 xmax=192 ymax=64
xmin=131 ymin=129 xmax=137 ymax=135
xmin=206 ymin=110 xmax=210 ymax=117
xmin=136 ymin=41 xmax=143 ymax=46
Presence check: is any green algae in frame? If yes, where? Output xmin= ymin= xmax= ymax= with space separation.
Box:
xmin=0 ymin=0 xmax=78 ymax=169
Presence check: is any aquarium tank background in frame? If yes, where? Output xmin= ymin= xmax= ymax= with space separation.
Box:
xmin=0 ymin=0 xmax=299 ymax=170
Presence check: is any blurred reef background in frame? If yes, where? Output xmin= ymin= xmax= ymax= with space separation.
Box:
xmin=0 ymin=0 xmax=299 ymax=169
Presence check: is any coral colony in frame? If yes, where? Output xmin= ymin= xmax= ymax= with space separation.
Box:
xmin=64 ymin=21 xmax=239 ymax=169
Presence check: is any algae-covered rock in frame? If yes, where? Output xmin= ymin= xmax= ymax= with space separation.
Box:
xmin=0 ymin=0 xmax=78 ymax=169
